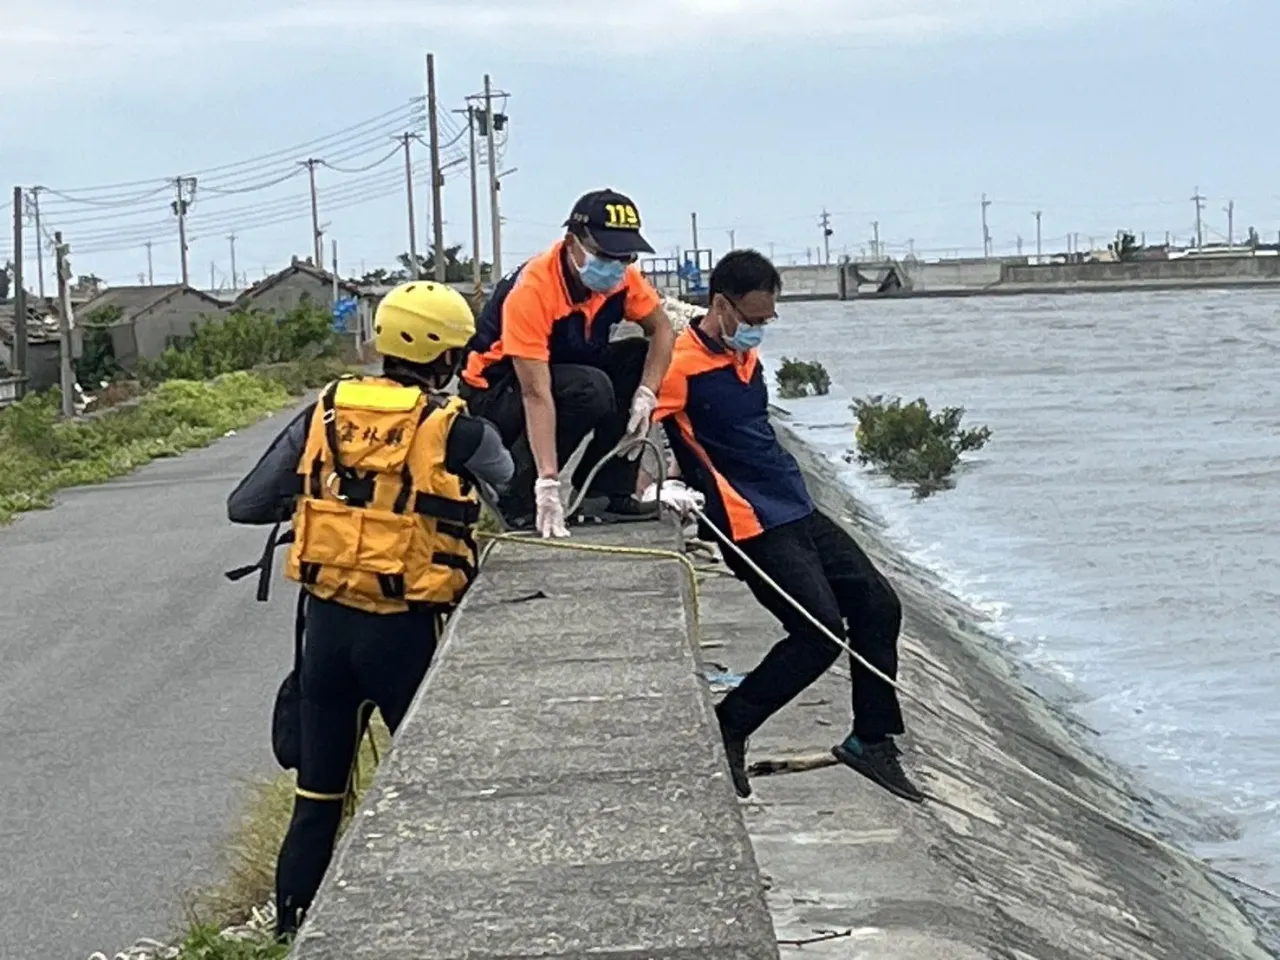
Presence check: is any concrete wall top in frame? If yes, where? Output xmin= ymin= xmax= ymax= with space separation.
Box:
xmin=288 ymin=523 xmax=779 ymax=960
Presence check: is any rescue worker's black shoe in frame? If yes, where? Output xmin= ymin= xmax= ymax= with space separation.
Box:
xmin=832 ymin=735 xmax=925 ymax=803
xmin=578 ymin=495 xmax=660 ymax=524
xmin=722 ymin=732 xmax=752 ymax=798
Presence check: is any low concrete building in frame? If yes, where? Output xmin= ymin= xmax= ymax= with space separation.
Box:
xmin=0 ymin=297 xmax=73 ymax=395
xmin=76 ymin=284 xmax=225 ymax=369
xmin=235 ymin=258 xmax=361 ymax=318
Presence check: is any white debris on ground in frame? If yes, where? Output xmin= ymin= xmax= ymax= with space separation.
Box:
xmin=660 ymin=294 xmax=706 ymax=330
xmin=86 ymin=903 xmax=277 ymax=960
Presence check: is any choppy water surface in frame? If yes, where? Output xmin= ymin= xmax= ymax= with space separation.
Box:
xmin=762 ymin=290 xmax=1280 ymax=892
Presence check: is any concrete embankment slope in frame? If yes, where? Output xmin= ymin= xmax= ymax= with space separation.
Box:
xmin=291 ymin=433 xmax=1272 ymax=958
xmin=750 ymin=418 xmax=1273 ymax=959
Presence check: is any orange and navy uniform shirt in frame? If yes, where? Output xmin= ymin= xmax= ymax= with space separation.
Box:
xmin=654 ymin=320 xmax=814 ymax=543
xmin=461 ymin=239 xmax=662 ymax=390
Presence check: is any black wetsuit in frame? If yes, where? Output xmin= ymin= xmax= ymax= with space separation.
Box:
xmin=226 ymin=391 xmax=512 ymax=936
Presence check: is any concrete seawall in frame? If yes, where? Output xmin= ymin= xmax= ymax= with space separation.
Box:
xmin=288 ymin=524 xmax=779 ymax=960
xmin=741 ymin=255 xmax=1280 ymax=301
xmin=288 ymin=430 xmax=1274 ymax=957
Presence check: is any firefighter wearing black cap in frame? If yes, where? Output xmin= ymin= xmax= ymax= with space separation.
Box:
xmin=459 ymin=188 xmax=676 ymax=537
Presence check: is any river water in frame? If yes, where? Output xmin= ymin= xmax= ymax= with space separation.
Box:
xmin=761 ymin=289 xmax=1280 ymax=894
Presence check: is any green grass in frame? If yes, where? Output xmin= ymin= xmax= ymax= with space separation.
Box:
xmin=0 ymin=357 xmax=355 ymax=524
xmin=185 ymin=717 xmax=393 ymax=940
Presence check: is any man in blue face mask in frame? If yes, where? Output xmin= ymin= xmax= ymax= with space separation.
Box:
xmin=459 ymin=189 xmax=676 ymax=537
xmin=653 ymin=249 xmax=923 ymax=805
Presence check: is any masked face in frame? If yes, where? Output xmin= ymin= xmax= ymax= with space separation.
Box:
xmin=724 ymin=322 xmax=764 ymax=352
xmin=719 ymin=293 xmax=776 ymax=353
xmin=572 ymin=235 xmax=630 ymax=292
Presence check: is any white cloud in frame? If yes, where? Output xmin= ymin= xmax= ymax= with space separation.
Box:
xmin=3 ymin=0 xmax=1137 ymax=50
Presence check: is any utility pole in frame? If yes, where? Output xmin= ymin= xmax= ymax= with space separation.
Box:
xmin=728 ymin=229 xmax=736 ymax=249
xmin=53 ymin=231 xmax=75 ymax=417
xmin=768 ymin=241 xmax=775 ymax=260
xmin=467 ymin=108 xmax=482 ymax=293
xmin=1034 ymin=210 xmax=1042 ymax=262
xmin=145 ymin=241 xmax=154 ymax=285
xmin=11 ymin=187 xmax=27 ymax=389
xmin=426 ymin=54 xmax=446 ymax=282
xmin=227 ymin=234 xmax=237 ymax=288
xmin=907 ymin=238 xmax=915 ymax=259
xmin=483 ymin=74 xmax=502 ymax=280
xmin=690 ymin=212 xmax=699 ymax=251
xmin=455 ymin=106 xmax=484 ymax=295
xmin=1191 ymin=186 xmax=1205 ymax=249
xmin=302 ymin=159 xmax=323 ymax=267
xmin=819 ymin=209 xmax=832 ymax=265
xmin=1224 ymin=200 xmax=1234 ymax=247
xmin=981 ymin=193 xmax=992 ymax=258
xmin=29 ymin=185 xmax=45 ymax=298
xmin=172 ymin=177 xmax=195 ymax=285
xmin=871 ymin=221 xmax=880 ymax=259
xmin=398 ymin=133 xmax=420 ymax=277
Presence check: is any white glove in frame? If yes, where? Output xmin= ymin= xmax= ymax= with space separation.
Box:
xmin=621 ymin=386 xmax=658 ymax=460
xmin=534 ymin=477 xmax=570 ymax=539
xmin=639 ymin=479 xmax=705 ymax=521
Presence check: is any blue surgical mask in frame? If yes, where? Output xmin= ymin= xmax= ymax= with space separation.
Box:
xmin=577 ymin=252 xmax=627 ymax=292
xmin=724 ymin=322 xmax=764 ymax=352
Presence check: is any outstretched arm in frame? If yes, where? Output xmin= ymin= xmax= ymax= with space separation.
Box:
xmin=226 ymin=405 xmax=311 ymax=525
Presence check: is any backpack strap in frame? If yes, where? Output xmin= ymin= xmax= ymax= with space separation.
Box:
xmin=224 ymin=520 xmax=296 ymax=602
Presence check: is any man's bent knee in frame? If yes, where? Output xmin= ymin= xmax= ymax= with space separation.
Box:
xmin=870 ymin=579 xmax=903 ymax=637
xmin=552 ymin=365 xmax=616 ymax=419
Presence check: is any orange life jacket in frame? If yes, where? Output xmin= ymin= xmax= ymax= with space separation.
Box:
xmin=282 ymin=376 xmax=480 ymax=615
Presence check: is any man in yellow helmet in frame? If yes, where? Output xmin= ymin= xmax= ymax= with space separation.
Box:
xmin=226 ymin=280 xmax=512 ymax=939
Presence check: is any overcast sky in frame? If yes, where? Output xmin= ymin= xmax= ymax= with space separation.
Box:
xmin=1 ymin=0 xmax=1275 ymax=288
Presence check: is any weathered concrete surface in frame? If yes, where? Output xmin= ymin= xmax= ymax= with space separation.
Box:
xmin=0 ymin=405 xmax=308 ymax=957
xmin=289 ymin=524 xmax=779 ymax=960
xmin=699 ymin=420 xmax=1272 ymax=959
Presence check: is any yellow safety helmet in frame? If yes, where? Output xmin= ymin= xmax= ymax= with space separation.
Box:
xmin=373 ymin=280 xmax=475 ymax=365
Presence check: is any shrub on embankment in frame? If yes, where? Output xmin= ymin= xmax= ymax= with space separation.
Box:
xmin=0 ymin=301 xmax=353 ymax=525
xmin=851 ymin=394 xmax=992 ymax=499
xmin=774 ymin=357 xmax=831 ymax=399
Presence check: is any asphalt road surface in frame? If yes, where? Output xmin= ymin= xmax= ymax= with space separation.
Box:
xmin=0 ymin=406 xmax=305 ymax=958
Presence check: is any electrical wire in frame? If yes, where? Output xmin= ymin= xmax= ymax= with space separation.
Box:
xmin=42 ymin=99 xmax=427 ymax=198
xmin=68 ymin=163 xmax=471 ymax=255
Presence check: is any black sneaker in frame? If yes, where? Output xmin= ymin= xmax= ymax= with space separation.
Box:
xmin=722 ymin=733 xmax=752 ymax=798
xmin=578 ymin=495 xmax=660 ymax=524
xmin=832 ymin=735 xmax=925 ymax=803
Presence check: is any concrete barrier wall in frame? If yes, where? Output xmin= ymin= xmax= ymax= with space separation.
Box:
xmin=288 ymin=524 xmax=779 ymax=960
xmin=1005 ymin=254 xmax=1280 ymax=285
xmin=902 ymin=258 xmax=1006 ymax=291
xmin=777 ymin=264 xmax=840 ymax=298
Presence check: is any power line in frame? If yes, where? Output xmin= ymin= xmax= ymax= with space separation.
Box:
xmin=41 ymin=98 xmax=428 ymax=197
xmin=63 ymin=161 xmax=471 ymax=255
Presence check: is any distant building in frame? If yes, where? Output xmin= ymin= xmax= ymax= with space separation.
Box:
xmin=0 ymin=298 xmax=63 ymax=394
xmin=77 ymin=284 xmax=225 ymax=369
xmin=235 ymin=258 xmax=362 ymax=317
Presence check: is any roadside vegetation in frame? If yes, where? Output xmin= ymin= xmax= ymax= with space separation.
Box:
xmin=0 ymin=302 xmax=355 ymax=524
xmin=773 ymin=357 xmax=831 ymax=399
xmin=851 ymin=394 xmax=992 ymax=498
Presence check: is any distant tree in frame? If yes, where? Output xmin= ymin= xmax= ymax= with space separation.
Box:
xmin=1109 ymin=231 xmax=1141 ymax=262
xmin=0 ymin=261 xmax=11 ymax=300
xmin=360 ymin=247 xmax=492 ymax=287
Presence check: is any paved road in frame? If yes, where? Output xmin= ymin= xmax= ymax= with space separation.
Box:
xmin=0 ymin=407 xmax=305 ymax=957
